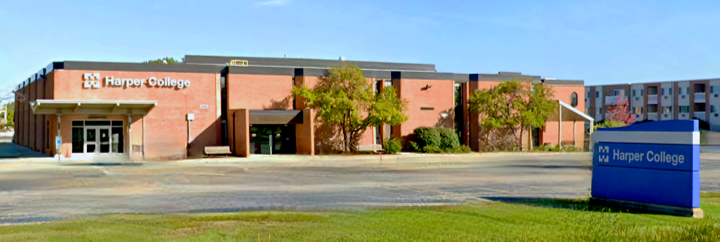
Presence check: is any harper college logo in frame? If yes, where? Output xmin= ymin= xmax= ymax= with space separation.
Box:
xmin=83 ymin=73 xmax=100 ymax=89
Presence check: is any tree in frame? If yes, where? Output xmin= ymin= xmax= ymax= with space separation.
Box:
xmin=293 ymin=64 xmax=409 ymax=152
xmin=605 ymin=93 xmax=634 ymax=126
xmin=5 ymin=102 xmax=13 ymax=128
xmin=144 ymin=57 xmax=183 ymax=64
xmin=519 ymin=82 xmax=558 ymax=149
xmin=469 ymin=80 xmax=557 ymax=150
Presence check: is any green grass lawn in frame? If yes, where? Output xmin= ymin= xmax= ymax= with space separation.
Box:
xmin=2 ymin=193 xmax=720 ymax=242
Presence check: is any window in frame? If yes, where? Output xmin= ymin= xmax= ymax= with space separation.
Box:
xmin=713 ymin=86 xmax=716 ymax=94
xmin=570 ymin=92 xmax=578 ymax=107
xmin=669 ymin=88 xmax=673 ymax=95
xmin=713 ymin=105 xmax=716 ymax=113
xmin=641 ymin=90 xmax=644 ymax=96
xmin=680 ymin=106 xmax=690 ymax=113
xmin=633 ymin=90 xmax=636 ymax=97
xmin=599 ymin=108 xmax=602 ymax=114
xmin=662 ymin=88 xmax=665 ymax=95
xmin=634 ymin=107 xmax=643 ymax=114
xmin=596 ymin=91 xmax=599 ymax=98
xmin=614 ymin=90 xmax=621 ymax=96
xmin=664 ymin=106 xmax=672 ymax=114
xmin=687 ymin=87 xmax=690 ymax=94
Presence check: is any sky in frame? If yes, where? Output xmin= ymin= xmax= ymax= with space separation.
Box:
xmin=1 ymin=0 xmax=720 ymax=94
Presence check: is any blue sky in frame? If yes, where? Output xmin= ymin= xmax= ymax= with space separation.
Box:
xmin=1 ymin=0 xmax=720 ymax=92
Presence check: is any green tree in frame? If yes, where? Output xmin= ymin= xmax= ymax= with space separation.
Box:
xmin=293 ymin=64 xmax=408 ymax=152
xmin=5 ymin=102 xmax=14 ymax=128
xmin=144 ymin=57 xmax=183 ymax=64
xmin=518 ymin=82 xmax=558 ymax=149
xmin=469 ymin=80 xmax=557 ymax=150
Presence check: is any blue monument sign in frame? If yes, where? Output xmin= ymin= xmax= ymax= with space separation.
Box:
xmin=591 ymin=120 xmax=702 ymax=218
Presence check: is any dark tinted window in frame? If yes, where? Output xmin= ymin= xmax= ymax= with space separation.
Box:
xmin=72 ymin=127 xmax=84 ymax=153
xmin=72 ymin=121 xmax=84 ymax=126
xmin=571 ymin=92 xmax=578 ymax=107
xmin=85 ymin=121 xmax=111 ymax=126
xmin=112 ymin=121 xmax=123 ymax=127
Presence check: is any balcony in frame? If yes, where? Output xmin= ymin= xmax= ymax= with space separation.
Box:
xmin=647 ymin=95 xmax=658 ymax=104
xmin=647 ymin=112 xmax=658 ymax=121
xmin=695 ymin=112 xmax=706 ymax=120
xmin=604 ymin=95 xmax=618 ymax=105
xmin=695 ymin=93 xmax=706 ymax=103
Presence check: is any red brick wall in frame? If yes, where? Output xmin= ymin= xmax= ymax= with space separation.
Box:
xmin=52 ymin=70 xmax=220 ymax=160
xmin=226 ymin=74 xmax=294 ymax=110
xmin=396 ymin=79 xmax=455 ymax=138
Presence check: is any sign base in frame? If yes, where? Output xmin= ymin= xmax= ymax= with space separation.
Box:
xmin=590 ymin=197 xmax=703 ymax=219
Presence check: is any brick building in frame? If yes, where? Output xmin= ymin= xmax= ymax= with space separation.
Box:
xmin=13 ymin=55 xmax=588 ymax=161
xmin=587 ymin=78 xmax=720 ymax=130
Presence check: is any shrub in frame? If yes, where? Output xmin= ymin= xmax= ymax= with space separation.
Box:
xmin=422 ymin=145 xmax=444 ymax=153
xmin=383 ymin=138 xmax=403 ymax=154
xmin=446 ymin=145 xmax=472 ymax=153
xmin=409 ymin=141 xmax=420 ymax=152
xmin=413 ymin=127 xmax=442 ymax=148
xmin=595 ymin=120 xmax=627 ymax=129
xmin=437 ymin=127 xmax=460 ymax=150
xmin=412 ymin=127 xmax=466 ymax=153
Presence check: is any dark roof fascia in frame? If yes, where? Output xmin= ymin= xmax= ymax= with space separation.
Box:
xmin=227 ymin=66 xmax=295 ymax=76
xmin=184 ymin=55 xmax=436 ymax=72
xmin=292 ymin=68 xmax=393 ymax=79
xmin=56 ymin=61 xmax=224 ymax=73
xmin=469 ymin=74 xmax=543 ymax=83
xmin=543 ymin=79 xmax=585 ymax=86
xmin=391 ymin=71 xmax=461 ymax=81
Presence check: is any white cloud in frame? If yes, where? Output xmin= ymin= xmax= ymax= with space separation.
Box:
xmin=255 ymin=0 xmax=290 ymax=7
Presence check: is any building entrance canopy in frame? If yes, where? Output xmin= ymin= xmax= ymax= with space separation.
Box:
xmin=30 ymin=99 xmax=158 ymax=115
xmin=545 ymin=100 xmax=595 ymax=148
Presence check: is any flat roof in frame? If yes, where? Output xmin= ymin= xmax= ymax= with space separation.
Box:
xmin=184 ymin=55 xmax=437 ymax=72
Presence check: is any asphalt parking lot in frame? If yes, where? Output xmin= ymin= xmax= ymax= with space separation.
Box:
xmin=1 ymin=152 xmax=720 ymax=225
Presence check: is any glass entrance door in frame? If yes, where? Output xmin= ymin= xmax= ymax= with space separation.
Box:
xmin=85 ymin=127 xmax=112 ymax=153
xmin=250 ymin=125 xmax=297 ymax=155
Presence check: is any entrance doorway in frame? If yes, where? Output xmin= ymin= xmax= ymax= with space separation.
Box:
xmin=72 ymin=120 xmax=124 ymax=155
xmin=249 ymin=125 xmax=296 ymax=155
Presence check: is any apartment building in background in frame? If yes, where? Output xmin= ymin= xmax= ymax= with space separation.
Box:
xmin=586 ymin=78 xmax=720 ymax=131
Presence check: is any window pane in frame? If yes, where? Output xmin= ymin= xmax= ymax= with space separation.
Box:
xmin=72 ymin=121 xmax=84 ymax=126
xmin=72 ymin=128 xmax=84 ymax=153
xmin=111 ymin=127 xmax=124 ymax=153
xmin=112 ymin=121 xmax=123 ymax=127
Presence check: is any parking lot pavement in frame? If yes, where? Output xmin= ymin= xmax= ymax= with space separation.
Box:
xmin=0 ymin=152 xmax=719 ymax=225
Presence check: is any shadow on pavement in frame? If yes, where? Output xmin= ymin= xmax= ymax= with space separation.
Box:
xmin=483 ymin=197 xmax=672 ymax=216
xmin=60 ymin=163 xmax=144 ymax=167
xmin=488 ymin=165 xmax=591 ymax=170
xmin=0 ymin=142 xmax=48 ymax=159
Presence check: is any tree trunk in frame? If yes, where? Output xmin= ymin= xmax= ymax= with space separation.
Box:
xmin=341 ymin=127 xmax=348 ymax=153
xmin=518 ymin=127 xmax=524 ymax=151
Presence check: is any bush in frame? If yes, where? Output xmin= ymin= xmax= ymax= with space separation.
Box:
xmin=414 ymin=127 xmax=442 ymax=148
xmin=383 ymin=138 xmax=402 ymax=154
xmin=409 ymin=141 xmax=420 ymax=152
xmin=595 ymin=120 xmax=626 ymax=129
xmin=445 ymin=145 xmax=472 ymax=153
xmin=412 ymin=127 xmax=467 ymax=153
xmin=422 ymin=145 xmax=444 ymax=153
xmin=437 ymin=127 xmax=460 ymax=150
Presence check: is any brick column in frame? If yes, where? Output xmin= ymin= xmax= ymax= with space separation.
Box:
xmin=296 ymin=109 xmax=315 ymax=155
xmin=228 ymin=109 xmax=250 ymax=157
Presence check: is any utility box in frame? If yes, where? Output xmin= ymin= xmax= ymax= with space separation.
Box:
xmin=186 ymin=113 xmax=195 ymax=121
